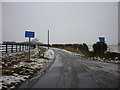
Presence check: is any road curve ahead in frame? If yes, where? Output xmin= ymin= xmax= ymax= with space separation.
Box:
xmin=30 ymin=48 xmax=119 ymax=88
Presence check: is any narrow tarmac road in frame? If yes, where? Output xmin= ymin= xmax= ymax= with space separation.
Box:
xmin=30 ymin=48 xmax=119 ymax=88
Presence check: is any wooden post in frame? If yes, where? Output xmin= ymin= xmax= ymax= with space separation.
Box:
xmin=11 ymin=44 xmax=13 ymax=53
xmin=25 ymin=44 xmax=27 ymax=50
xmin=19 ymin=44 xmax=21 ymax=52
xmin=22 ymin=45 xmax=24 ymax=51
xmin=27 ymin=45 xmax=29 ymax=50
xmin=16 ymin=44 xmax=17 ymax=52
xmin=6 ymin=43 xmax=7 ymax=53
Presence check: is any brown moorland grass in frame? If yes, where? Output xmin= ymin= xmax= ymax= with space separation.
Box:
xmin=56 ymin=47 xmax=120 ymax=60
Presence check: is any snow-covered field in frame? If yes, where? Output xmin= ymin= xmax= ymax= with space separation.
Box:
xmin=107 ymin=45 xmax=120 ymax=53
xmin=0 ymin=47 xmax=55 ymax=89
xmin=58 ymin=48 xmax=119 ymax=64
xmin=56 ymin=48 xmax=83 ymax=57
xmin=88 ymin=45 xmax=120 ymax=53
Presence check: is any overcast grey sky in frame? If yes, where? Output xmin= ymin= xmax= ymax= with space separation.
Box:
xmin=2 ymin=2 xmax=118 ymax=45
xmin=0 ymin=2 xmax=2 ymax=43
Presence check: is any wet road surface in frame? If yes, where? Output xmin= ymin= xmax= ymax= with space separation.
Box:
xmin=30 ymin=48 xmax=119 ymax=88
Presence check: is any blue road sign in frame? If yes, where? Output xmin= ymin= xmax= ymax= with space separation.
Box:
xmin=25 ymin=31 xmax=35 ymax=38
xmin=99 ymin=37 xmax=105 ymax=42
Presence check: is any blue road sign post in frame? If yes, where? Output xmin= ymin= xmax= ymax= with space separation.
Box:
xmin=25 ymin=31 xmax=35 ymax=61
xmin=99 ymin=37 xmax=105 ymax=57
xmin=99 ymin=37 xmax=105 ymax=42
xmin=25 ymin=31 xmax=35 ymax=38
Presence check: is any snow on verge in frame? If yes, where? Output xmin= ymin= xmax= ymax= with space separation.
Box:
xmin=44 ymin=49 xmax=55 ymax=59
xmin=0 ymin=48 xmax=55 ymax=89
xmin=56 ymin=48 xmax=83 ymax=57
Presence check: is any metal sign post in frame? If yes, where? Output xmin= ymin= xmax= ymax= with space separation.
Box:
xmin=99 ymin=37 xmax=105 ymax=57
xmin=29 ymin=37 xmax=30 ymax=61
xmin=25 ymin=31 xmax=35 ymax=60
xmin=48 ymin=29 xmax=49 ymax=49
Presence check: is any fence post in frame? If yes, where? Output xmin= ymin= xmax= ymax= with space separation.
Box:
xmin=6 ymin=43 xmax=8 ymax=53
xmin=16 ymin=44 xmax=17 ymax=52
xmin=19 ymin=44 xmax=21 ymax=52
xmin=22 ymin=45 xmax=24 ymax=51
xmin=11 ymin=44 xmax=13 ymax=53
xmin=25 ymin=44 xmax=27 ymax=50
xmin=27 ymin=44 xmax=29 ymax=50
xmin=25 ymin=44 xmax=26 ymax=50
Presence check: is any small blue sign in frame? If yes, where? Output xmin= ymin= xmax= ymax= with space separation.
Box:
xmin=99 ymin=37 xmax=105 ymax=42
xmin=25 ymin=31 xmax=35 ymax=38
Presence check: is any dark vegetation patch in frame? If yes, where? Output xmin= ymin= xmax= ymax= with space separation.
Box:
xmin=1 ymin=46 xmax=48 ymax=89
xmin=52 ymin=42 xmax=120 ymax=61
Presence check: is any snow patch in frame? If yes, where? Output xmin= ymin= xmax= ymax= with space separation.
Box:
xmin=1 ymin=48 xmax=55 ymax=89
xmin=44 ymin=49 xmax=55 ymax=59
